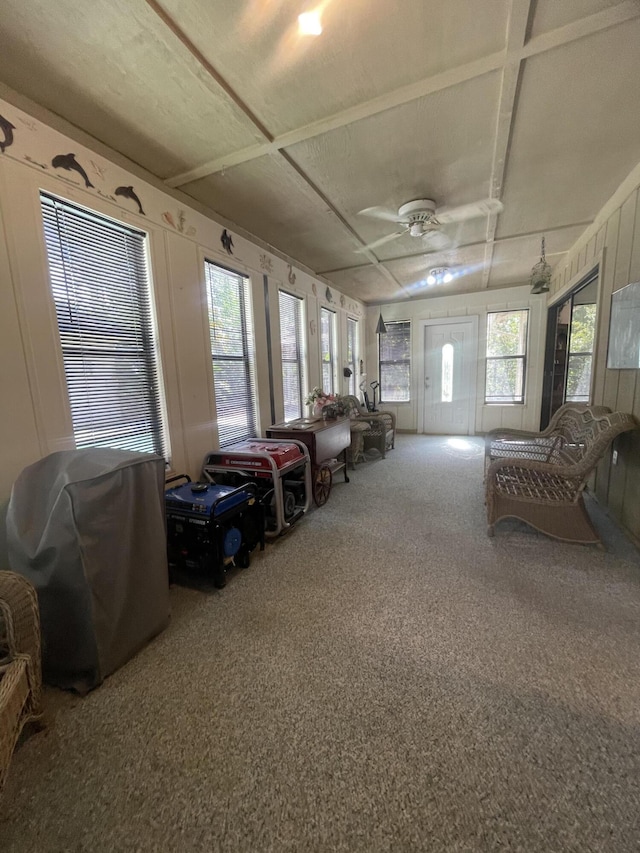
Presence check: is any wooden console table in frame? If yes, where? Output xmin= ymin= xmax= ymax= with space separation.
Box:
xmin=265 ymin=416 xmax=350 ymax=506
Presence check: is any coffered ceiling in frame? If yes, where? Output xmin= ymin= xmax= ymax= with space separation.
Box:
xmin=1 ymin=0 xmax=639 ymax=303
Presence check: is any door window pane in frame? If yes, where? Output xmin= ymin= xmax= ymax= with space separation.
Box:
xmin=565 ymin=304 xmax=596 ymax=403
xmin=441 ymin=343 xmax=454 ymax=402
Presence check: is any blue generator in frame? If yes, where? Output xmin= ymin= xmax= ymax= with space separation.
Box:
xmin=165 ymin=475 xmax=264 ymax=588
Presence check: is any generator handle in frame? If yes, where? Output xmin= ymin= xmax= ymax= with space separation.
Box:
xmin=211 ymin=482 xmax=258 ymax=513
xmin=165 ymin=473 xmax=191 ymax=486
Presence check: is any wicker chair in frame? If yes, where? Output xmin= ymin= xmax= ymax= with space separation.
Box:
xmin=338 ymin=395 xmax=396 ymax=467
xmin=0 ymin=571 xmax=44 ymax=796
xmin=484 ymin=403 xmax=611 ymax=473
xmin=485 ymin=410 xmax=638 ymax=544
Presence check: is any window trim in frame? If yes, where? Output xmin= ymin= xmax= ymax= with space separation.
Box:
xmin=346 ymin=316 xmax=359 ymax=397
xmin=278 ymin=289 xmax=306 ymax=421
xmin=204 ymin=259 xmax=258 ymax=447
xmin=40 ymin=191 xmax=169 ymax=458
xmin=484 ymin=308 xmax=529 ymax=405
xmin=320 ymin=306 xmax=337 ymax=396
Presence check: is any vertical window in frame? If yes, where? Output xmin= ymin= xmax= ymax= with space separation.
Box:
xmin=485 ymin=309 xmax=529 ymax=404
xmin=279 ymin=290 xmax=305 ymax=420
xmin=347 ymin=318 xmax=358 ymax=396
xmin=204 ymin=261 xmax=257 ymax=446
xmin=441 ymin=343 xmax=454 ymax=403
xmin=320 ymin=307 xmax=336 ymax=395
xmin=379 ymin=320 xmax=411 ymax=402
xmin=565 ymin=304 xmax=597 ymax=403
xmin=40 ymin=193 xmax=167 ymax=457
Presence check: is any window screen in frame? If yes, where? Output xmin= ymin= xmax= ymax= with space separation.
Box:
xmin=204 ymin=261 xmax=257 ymax=446
xmin=379 ymin=321 xmax=410 ymax=402
xmin=279 ymin=290 xmax=305 ymax=420
xmin=40 ymin=192 xmax=167 ymax=457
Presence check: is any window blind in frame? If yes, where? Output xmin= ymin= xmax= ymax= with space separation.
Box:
xmin=347 ymin=318 xmax=358 ymax=396
xmin=40 ymin=193 xmax=167 ymax=457
xmin=379 ymin=321 xmax=410 ymax=402
xmin=279 ymin=290 xmax=305 ymax=420
xmin=204 ymin=261 xmax=257 ymax=446
xmin=320 ymin=307 xmax=336 ymax=395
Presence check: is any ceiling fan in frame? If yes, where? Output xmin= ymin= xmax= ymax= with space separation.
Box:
xmin=355 ymin=197 xmax=503 ymax=253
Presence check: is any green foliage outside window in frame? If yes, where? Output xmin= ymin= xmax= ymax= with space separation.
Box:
xmin=485 ymin=310 xmax=528 ymax=403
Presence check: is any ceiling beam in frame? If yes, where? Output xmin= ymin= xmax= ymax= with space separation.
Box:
xmin=164 ymin=50 xmax=505 ymax=188
xmin=163 ymin=1 xmax=640 ymax=188
xmin=481 ymin=0 xmax=533 ymax=289
xmin=143 ymin=0 xmax=273 ymax=144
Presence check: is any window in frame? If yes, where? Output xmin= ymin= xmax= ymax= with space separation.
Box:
xmin=485 ymin=309 xmax=529 ymax=404
xmin=279 ymin=290 xmax=305 ymax=420
xmin=379 ymin=321 xmax=410 ymax=402
xmin=441 ymin=343 xmax=454 ymax=403
xmin=40 ymin=193 xmax=167 ymax=457
xmin=565 ymin=303 xmax=597 ymax=403
xmin=320 ymin=307 xmax=336 ymax=395
xmin=347 ymin=318 xmax=358 ymax=396
xmin=204 ymin=261 xmax=257 ymax=446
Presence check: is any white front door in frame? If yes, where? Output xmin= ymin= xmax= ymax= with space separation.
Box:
xmin=423 ymin=321 xmax=475 ymax=434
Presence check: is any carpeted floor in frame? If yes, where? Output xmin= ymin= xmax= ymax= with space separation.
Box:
xmin=3 ymin=435 xmax=640 ymax=852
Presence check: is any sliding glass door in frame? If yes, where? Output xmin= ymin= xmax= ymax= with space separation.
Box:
xmin=540 ymin=272 xmax=598 ymax=429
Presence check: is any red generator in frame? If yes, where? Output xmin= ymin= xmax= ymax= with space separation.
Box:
xmin=202 ymin=439 xmax=311 ymax=537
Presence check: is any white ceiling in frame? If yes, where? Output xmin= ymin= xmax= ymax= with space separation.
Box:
xmin=1 ymin=0 xmax=639 ymax=303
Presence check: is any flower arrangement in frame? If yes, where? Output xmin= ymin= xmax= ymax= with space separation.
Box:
xmin=304 ymin=387 xmax=336 ymax=410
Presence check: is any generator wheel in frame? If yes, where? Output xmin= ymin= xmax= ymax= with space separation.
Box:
xmin=313 ymin=464 xmax=332 ymax=507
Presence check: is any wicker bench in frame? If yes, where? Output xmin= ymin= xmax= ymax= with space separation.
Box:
xmin=485 ymin=409 xmax=638 ymax=544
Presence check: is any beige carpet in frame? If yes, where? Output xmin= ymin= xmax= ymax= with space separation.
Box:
xmin=3 ymin=435 xmax=640 ymax=852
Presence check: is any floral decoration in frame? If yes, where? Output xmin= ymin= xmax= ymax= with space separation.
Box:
xmin=304 ymin=387 xmax=336 ymax=410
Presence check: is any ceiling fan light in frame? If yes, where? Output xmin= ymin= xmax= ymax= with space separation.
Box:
xmin=427 ymin=267 xmax=453 ymax=286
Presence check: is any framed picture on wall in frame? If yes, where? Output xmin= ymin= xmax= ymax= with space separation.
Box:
xmin=607 ymin=281 xmax=640 ymax=369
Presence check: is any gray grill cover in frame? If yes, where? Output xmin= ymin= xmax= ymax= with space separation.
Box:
xmin=6 ymin=449 xmax=170 ymax=693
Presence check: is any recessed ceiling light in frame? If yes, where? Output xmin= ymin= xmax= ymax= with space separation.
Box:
xmin=298 ymin=11 xmax=322 ymax=36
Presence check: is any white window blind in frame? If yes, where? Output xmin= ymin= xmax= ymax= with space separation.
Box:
xmin=204 ymin=261 xmax=257 ymax=446
xmin=40 ymin=193 xmax=167 ymax=457
xmin=279 ymin=290 xmax=305 ymax=420
xmin=347 ymin=318 xmax=358 ymax=396
xmin=320 ymin=307 xmax=336 ymax=395
xmin=379 ymin=321 xmax=410 ymax=402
